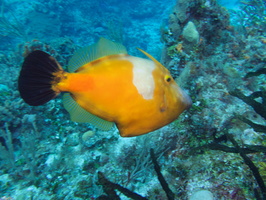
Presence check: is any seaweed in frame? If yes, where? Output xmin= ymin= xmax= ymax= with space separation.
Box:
xmin=191 ymin=129 xmax=266 ymax=199
xmin=229 ymin=68 xmax=266 ymax=125
xmin=150 ymin=149 xmax=175 ymax=200
xmin=229 ymin=89 xmax=266 ymax=121
xmin=234 ymin=114 xmax=266 ymax=132
xmin=245 ymin=68 xmax=266 ymax=78
xmin=229 ymin=69 xmax=266 ymax=199
xmin=96 ymin=149 xmax=175 ymax=200
xmin=192 ymin=139 xmax=266 ymax=154
xmin=226 ymin=133 xmax=266 ymax=199
xmin=97 ymin=171 xmax=148 ymax=200
xmin=192 ymin=68 xmax=266 ymax=199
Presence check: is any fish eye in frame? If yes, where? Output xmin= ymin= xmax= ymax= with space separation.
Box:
xmin=165 ymin=75 xmax=172 ymax=83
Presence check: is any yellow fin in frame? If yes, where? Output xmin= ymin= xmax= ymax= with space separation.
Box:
xmin=137 ymin=48 xmax=162 ymax=66
xmin=68 ymin=38 xmax=128 ymax=72
xmin=62 ymin=93 xmax=114 ymax=131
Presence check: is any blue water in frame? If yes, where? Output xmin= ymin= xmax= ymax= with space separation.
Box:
xmin=0 ymin=0 xmax=176 ymax=58
xmin=0 ymin=0 xmax=265 ymax=199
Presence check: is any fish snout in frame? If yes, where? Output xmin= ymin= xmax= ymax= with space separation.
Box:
xmin=181 ymin=89 xmax=192 ymax=109
xmin=174 ymin=85 xmax=192 ymax=109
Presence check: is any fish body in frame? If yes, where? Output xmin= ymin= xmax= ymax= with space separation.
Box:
xmin=18 ymin=38 xmax=191 ymax=137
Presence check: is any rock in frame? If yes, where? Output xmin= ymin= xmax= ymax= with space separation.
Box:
xmin=189 ymin=190 xmax=214 ymax=200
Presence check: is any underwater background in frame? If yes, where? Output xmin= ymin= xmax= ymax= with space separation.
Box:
xmin=0 ymin=0 xmax=265 ymax=199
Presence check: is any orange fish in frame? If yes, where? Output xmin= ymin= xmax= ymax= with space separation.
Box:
xmin=18 ymin=38 xmax=191 ymax=137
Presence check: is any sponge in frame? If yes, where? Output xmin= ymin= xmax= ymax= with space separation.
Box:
xmin=182 ymin=21 xmax=199 ymax=45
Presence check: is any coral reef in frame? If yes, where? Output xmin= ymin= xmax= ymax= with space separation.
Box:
xmin=228 ymin=68 xmax=266 ymax=199
xmin=230 ymin=0 xmax=266 ymax=36
xmin=161 ymin=0 xmax=231 ymax=78
xmin=96 ymin=149 xmax=175 ymax=200
xmin=159 ymin=0 xmax=266 ymax=199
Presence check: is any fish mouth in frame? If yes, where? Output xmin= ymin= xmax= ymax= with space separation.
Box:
xmin=174 ymin=85 xmax=192 ymax=109
xmin=182 ymin=90 xmax=192 ymax=109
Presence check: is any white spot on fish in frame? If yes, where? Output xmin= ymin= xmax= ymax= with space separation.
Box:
xmin=127 ymin=56 xmax=155 ymax=100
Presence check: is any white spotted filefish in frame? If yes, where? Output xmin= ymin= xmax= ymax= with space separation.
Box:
xmin=18 ymin=38 xmax=191 ymax=137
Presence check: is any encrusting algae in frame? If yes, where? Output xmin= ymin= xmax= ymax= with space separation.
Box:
xmin=18 ymin=38 xmax=191 ymax=137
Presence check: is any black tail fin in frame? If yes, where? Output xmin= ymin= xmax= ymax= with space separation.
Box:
xmin=18 ymin=50 xmax=63 ymax=106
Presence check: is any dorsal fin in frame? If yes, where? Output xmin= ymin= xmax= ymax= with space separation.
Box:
xmin=63 ymin=93 xmax=114 ymax=131
xmin=137 ymin=48 xmax=162 ymax=66
xmin=68 ymin=38 xmax=128 ymax=72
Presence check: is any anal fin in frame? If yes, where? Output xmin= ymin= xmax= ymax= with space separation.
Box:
xmin=63 ymin=93 xmax=114 ymax=131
